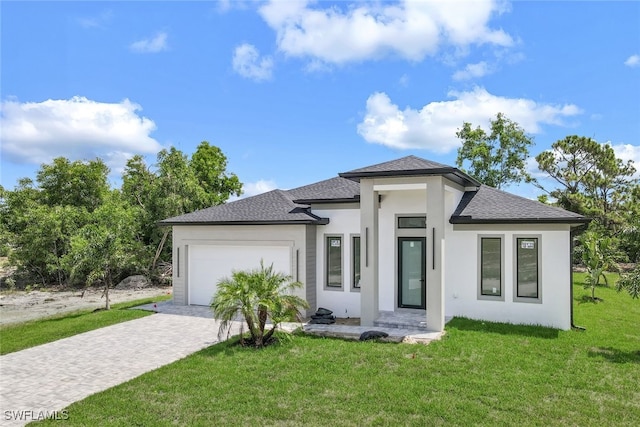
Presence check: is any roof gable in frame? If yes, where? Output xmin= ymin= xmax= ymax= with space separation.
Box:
xmin=339 ymin=155 xmax=480 ymax=187
xmin=341 ymin=155 xmax=450 ymax=174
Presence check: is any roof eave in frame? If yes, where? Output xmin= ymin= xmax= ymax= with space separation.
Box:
xmin=159 ymin=218 xmax=330 ymax=226
xmin=449 ymin=216 xmax=592 ymax=225
xmin=338 ymin=168 xmax=481 ymax=187
xmin=292 ymin=196 xmax=360 ymax=204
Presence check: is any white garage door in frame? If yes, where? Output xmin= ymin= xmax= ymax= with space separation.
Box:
xmin=188 ymin=245 xmax=291 ymax=306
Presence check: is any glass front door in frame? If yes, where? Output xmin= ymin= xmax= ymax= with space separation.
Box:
xmin=398 ymin=237 xmax=426 ymax=309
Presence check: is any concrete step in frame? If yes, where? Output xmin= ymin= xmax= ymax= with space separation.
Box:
xmin=374 ymin=311 xmax=429 ymax=330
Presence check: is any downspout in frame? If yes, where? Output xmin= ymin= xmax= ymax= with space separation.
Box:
xmin=571 ymin=225 xmax=587 ymax=331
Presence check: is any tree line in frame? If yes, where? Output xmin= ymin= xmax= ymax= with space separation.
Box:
xmin=0 ymin=142 xmax=242 ymax=304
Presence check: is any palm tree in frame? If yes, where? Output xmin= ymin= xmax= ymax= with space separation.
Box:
xmin=211 ymin=261 xmax=309 ymax=348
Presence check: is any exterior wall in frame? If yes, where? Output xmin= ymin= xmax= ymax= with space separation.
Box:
xmin=313 ymin=206 xmax=361 ymax=317
xmin=445 ymin=223 xmax=572 ymax=330
xmin=171 ymin=224 xmax=310 ymax=313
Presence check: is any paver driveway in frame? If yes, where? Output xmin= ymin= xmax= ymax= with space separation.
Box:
xmin=0 ymin=312 xmax=239 ymax=426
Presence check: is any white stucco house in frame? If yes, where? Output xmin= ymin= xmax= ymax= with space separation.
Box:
xmin=161 ymin=156 xmax=589 ymax=331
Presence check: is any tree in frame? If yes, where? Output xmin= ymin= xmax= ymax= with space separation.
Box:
xmin=619 ymin=185 xmax=640 ymax=262
xmin=617 ymin=265 xmax=640 ymax=299
xmin=579 ymin=231 xmax=618 ymax=301
xmin=121 ymin=155 xmax=157 ymax=266
xmin=211 ymin=262 xmax=308 ymax=348
xmin=456 ymin=112 xmax=534 ymax=189
xmin=10 ymin=204 xmax=86 ymax=286
xmin=63 ymin=193 xmax=145 ymax=309
xmin=1 ymin=176 xmax=89 ymax=286
xmin=535 ymin=136 xmax=637 ymax=230
xmin=36 ymin=157 xmax=109 ymax=211
xmin=191 ymin=141 xmax=243 ymax=206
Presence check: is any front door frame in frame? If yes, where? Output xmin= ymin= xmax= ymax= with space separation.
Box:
xmin=397 ymin=236 xmax=426 ymax=309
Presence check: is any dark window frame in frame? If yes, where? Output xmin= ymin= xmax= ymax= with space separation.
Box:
xmin=513 ymin=236 xmax=542 ymax=303
xmin=351 ymin=235 xmax=361 ymax=290
xmin=397 ymin=216 xmax=427 ymax=229
xmin=477 ymin=235 xmax=504 ymax=301
xmin=325 ymin=235 xmax=343 ymax=289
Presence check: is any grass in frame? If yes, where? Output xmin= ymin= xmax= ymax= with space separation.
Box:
xmin=37 ymin=281 xmax=640 ymax=426
xmin=0 ymin=294 xmax=171 ymax=355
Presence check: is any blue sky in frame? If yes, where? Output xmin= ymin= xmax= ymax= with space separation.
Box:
xmin=1 ymin=0 xmax=639 ymax=199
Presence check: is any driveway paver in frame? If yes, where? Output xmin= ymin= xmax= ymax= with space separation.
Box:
xmin=0 ymin=312 xmax=239 ymax=426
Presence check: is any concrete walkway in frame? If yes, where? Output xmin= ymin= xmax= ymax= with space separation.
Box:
xmin=0 ymin=312 xmax=240 ymax=427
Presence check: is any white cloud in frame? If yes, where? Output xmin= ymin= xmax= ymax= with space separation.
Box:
xmin=624 ymin=54 xmax=640 ymax=68
xmin=357 ymin=87 xmax=582 ymax=152
xmin=228 ymin=179 xmax=278 ymax=201
xmin=259 ymin=0 xmax=513 ymax=66
xmin=611 ymin=143 xmax=640 ymax=177
xmin=216 ymin=0 xmax=232 ymax=13
xmin=77 ymin=10 xmax=113 ymax=29
xmin=524 ymin=156 xmax=549 ymax=180
xmin=398 ymin=74 xmax=410 ymax=87
xmin=232 ymin=43 xmax=274 ymax=81
xmin=0 ymin=97 xmax=162 ymax=169
xmin=452 ymin=61 xmax=493 ymax=81
xmin=130 ymin=32 xmax=168 ymax=53
xmin=215 ymin=0 xmax=257 ymax=14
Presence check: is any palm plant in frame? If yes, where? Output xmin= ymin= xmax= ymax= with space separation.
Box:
xmin=211 ymin=261 xmax=309 ymax=348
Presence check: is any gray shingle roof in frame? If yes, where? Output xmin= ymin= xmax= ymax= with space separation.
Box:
xmin=450 ymin=185 xmax=590 ymax=224
xmin=286 ymin=177 xmax=360 ymax=203
xmin=339 ymin=155 xmax=481 ymax=186
xmin=342 ymin=155 xmax=450 ymax=174
xmin=160 ymin=156 xmax=589 ymax=226
xmin=160 ymin=190 xmax=328 ymax=225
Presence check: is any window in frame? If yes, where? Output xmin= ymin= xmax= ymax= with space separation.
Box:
xmin=480 ymin=238 xmax=502 ymax=297
xmin=398 ymin=216 xmax=426 ymax=229
xmin=352 ymin=236 xmax=361 ymax=289
xmin=326 ymin=236 xmax=343 ymax=288
xmin=478 ymin=236 xmax=504 ymax=301
xmin=515 ymin=237 xmax=541 ymax=301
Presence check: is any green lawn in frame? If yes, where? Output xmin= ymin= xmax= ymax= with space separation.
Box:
xmin=0 ymin=295 xmax=171 ymax=355
xmin=37 ymin=280 xmax=639 ymax=426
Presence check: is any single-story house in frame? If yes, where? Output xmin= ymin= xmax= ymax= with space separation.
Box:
xmin=161 ymin=156 xmax=589 ymax=331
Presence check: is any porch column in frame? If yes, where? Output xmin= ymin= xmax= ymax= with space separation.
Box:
xmin=360 ymin=179 xmax=379 ymax=326
xmin=426 ymin=176 xmax=445 ymax=332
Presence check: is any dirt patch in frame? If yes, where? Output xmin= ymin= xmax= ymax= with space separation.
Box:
xmin=0 ymin=286 xmax=171 ymax=326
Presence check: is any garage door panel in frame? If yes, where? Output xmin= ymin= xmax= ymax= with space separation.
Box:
xmin=188 ymin=245 xmax=291 ymax=306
